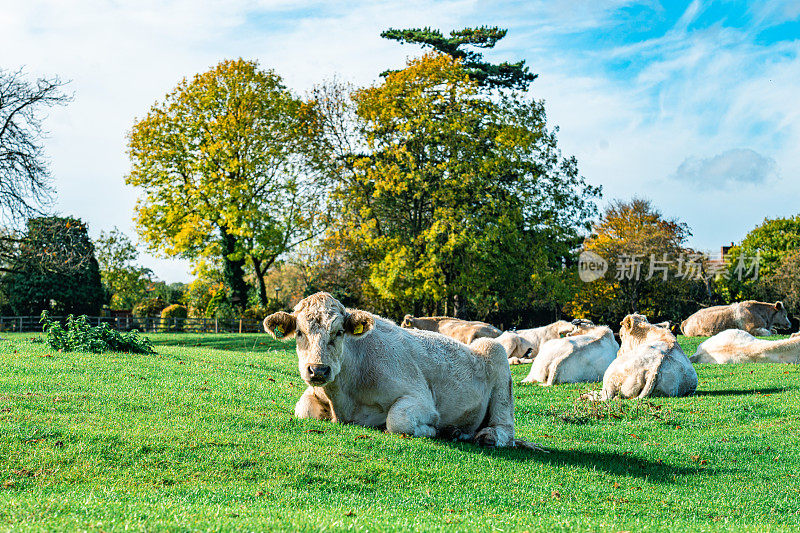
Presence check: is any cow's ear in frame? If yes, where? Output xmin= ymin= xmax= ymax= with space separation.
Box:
xmin=775 ymin=301 xmax=785 ymax=311
xmin=620 ymin=315 xmax=633 ymax=331
xmin=264 ymin=312 xmax=296 ymax=339
xmin=345 ymin=311 xmax=374 ymax=337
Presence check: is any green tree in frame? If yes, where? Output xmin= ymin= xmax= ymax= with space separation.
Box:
xmin=95 ymin=228 xmax=153 ymax=309
xmin=725 ymin=215 xmax=800 ymax=307
xmin=380 ymin=26 xmax=536 ymax=90
xmin=126 ymin=59 xmax=324 ymax=312
xmin=2 ymin=217 xmax=107 ymax=315
xmin=320 ymin=53 xmax=599 ymax=318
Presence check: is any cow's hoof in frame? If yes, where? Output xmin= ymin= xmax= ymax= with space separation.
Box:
xmin=413 ymin=424 xmax=437 ymax=438
xmin=474 ymin=428 xmax=498 ymax=447
xmin=474 ymin=427 xmax=513 ymax=447
xmin=438 ymin=427 xmax=472 ymax=442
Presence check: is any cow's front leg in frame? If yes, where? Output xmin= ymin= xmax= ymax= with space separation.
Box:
xmin=294 ymin=387 xmax=333 ymax=421
xmin=385 ymin=395 xmax=439 ymax=438
xmin=752 ymin=327 xmax=772 ymax=336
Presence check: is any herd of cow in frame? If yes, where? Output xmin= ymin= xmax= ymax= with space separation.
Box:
xmin=263 ymin=294 xmax=795 ymax=448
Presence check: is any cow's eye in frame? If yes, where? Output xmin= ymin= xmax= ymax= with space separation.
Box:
xmin=296 ymin=331 xmax=303 ymax=339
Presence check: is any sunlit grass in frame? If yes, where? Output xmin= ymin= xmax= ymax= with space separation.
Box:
xmin=0 ymin=332 xmax=798 ymax=531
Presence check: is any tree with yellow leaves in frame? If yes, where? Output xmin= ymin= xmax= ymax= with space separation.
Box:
xmin=318 ymin=53 xmax=599 ymax=318
xmin=566 ymin=198 xmax=706 ymax=324
xmin=126 ymin=59 xmax=324 ymax=310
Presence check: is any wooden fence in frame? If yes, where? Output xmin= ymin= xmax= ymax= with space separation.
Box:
xmin=0 ymin=315 xmax=265 ymax=334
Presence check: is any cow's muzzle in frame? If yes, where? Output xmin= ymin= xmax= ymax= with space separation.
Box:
xmin=306 ymin=364 xmax=331 ymax=385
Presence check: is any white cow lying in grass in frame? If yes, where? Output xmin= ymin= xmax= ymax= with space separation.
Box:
xmin=497 ymin=320 xmax=582 ymax=364
xmin=521 ymin=324 xmax=618 ymax=385
xmin=592 ymin=314 xmax=697 ymax=400
xmin=264 ymin=292 xmax=521 ymax=448
xmin=691 ymin=329 xmax=800 ymax=364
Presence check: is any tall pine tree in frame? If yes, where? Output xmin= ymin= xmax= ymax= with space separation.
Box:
xmin=381 ymin=26 xmax=537 ymax=90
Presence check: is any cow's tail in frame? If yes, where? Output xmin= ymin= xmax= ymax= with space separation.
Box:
xmin=637 ymin=357 xmax=665 ymax=399
xmin=680 ymin=319 xmax=688 ymax=335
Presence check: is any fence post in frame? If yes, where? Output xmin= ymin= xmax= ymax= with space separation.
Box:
xmin=19 ymin=316 xmax=23 ymax=332
xmin=215 ymin=318 xmax=219 ymax=334
xmin=239 ymin=318 xmax=242 ymax=334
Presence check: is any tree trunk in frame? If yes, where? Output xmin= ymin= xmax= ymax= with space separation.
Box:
xmin=252 ymin=257 xmax=269 ymax=307
xmin=220 ymin=229 xmax=248 ymax=312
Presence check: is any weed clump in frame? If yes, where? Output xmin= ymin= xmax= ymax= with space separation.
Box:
xmin=40 ymin=311 xmax=155 ymax=354
xmin=553 ymin=396 xmax=673 ymax=425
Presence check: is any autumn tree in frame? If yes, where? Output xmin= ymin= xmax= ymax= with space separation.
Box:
xmin=381 ymin=26 xmax=536 ymax=90
xmin=127 ymin=59 xmax=324 ymax=311
xmin=566 ymin=198 xmax=706 ymax=324
xmin=95 ymin=228 xmax=153 ymax=309
xmin=318 ymin=53 xmax=599 ymax=319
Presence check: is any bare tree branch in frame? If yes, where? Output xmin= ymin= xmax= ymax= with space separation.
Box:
xmin=0 ymin=67 xmax=71 ymax=226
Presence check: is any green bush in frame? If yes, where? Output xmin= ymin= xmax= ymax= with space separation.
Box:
xmin=132 ymin=297 xmax=166 ymax=317
xmin=40 ymin=311 xmax=155 ymax=354
xmin=160 ymin=304 xmax=188 ymax=332
xmin=241 ymin=306 xmax=271 ymax=322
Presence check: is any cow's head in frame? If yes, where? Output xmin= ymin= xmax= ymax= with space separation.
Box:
xmin=620 ymin=313 xmax=676 ymax=353
xmin=619 ymin=313 xmax=651 ymax=352
xmin=263 ymin=292 xmax=375 ymax=386
xmin=400 ymin=314 xmax=414 ymax=328
xmin=771 ymin=301 xmax=791 ymax=331
xmin=567 ymin=318 xmax=595 ymax=336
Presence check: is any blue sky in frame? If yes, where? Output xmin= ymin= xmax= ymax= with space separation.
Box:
xmin=2 ymin=0 xmax=799 ymax=282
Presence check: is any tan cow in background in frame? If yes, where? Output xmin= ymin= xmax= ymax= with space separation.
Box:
xmin=691 ymin=329 xmax=800 ymax=364
xmin=400 ymin=315 xmax=501 ymax=345
xmin=680 ymin=301 xmax=791 ymax=337
xmin=592 ymin=314 xmax=697 ymax=400
xmin=496 ymin=320 xmax=581 ymax=364
xmin=266 ymin=294 xmax=520 ymax=447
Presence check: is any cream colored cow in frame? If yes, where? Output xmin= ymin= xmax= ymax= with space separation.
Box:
xmin=691 ymin=329 xmax=800 ymax=364
xmin=521 ymin=325 xmax=619 ymax=385
xmin=680 ymin=301 xmax=791 ymax=337
xmin=496 ymin=320 xmax=580 ymax=364
xmin=265 ymin=293 xmax=521 ymax=447
xmin=400 ymin=315 xmax=501 ymax=345
xmin=593 ymin=314 xmax=697 ymax=400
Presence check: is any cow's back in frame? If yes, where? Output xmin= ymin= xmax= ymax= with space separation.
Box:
xmin=682 ymin=304 xmax=740 ymax=336
xmin=438 ymin=319 xmax=500 ymax=345
xmin=341 ymin=318 xmax=503 ymax=426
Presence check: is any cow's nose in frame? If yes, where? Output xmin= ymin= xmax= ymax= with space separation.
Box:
xmin=308 ymin=364 xmax=331 ymax=380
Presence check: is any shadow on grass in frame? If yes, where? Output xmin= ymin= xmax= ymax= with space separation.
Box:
xmin=440 ymin=440 xmax=720 ymax=483
xmin=695 ymin=387 xmax=789 ymax=397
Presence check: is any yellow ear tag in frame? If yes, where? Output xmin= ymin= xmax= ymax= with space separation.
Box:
xmin=274 ymin=326 xmax=284 ymax=338
xmin=352 ymin=323 xmax=364 ymax=335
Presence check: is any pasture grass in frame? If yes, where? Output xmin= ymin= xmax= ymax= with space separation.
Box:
xmin=0 ymin=332 xmax=799 ymax=531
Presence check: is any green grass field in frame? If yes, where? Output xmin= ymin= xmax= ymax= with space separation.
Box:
xmin=1 ymin=332 xmax=799 ymax=532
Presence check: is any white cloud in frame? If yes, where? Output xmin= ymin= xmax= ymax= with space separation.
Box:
xmin=672 ymin=149 xmax=778 ymax=189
